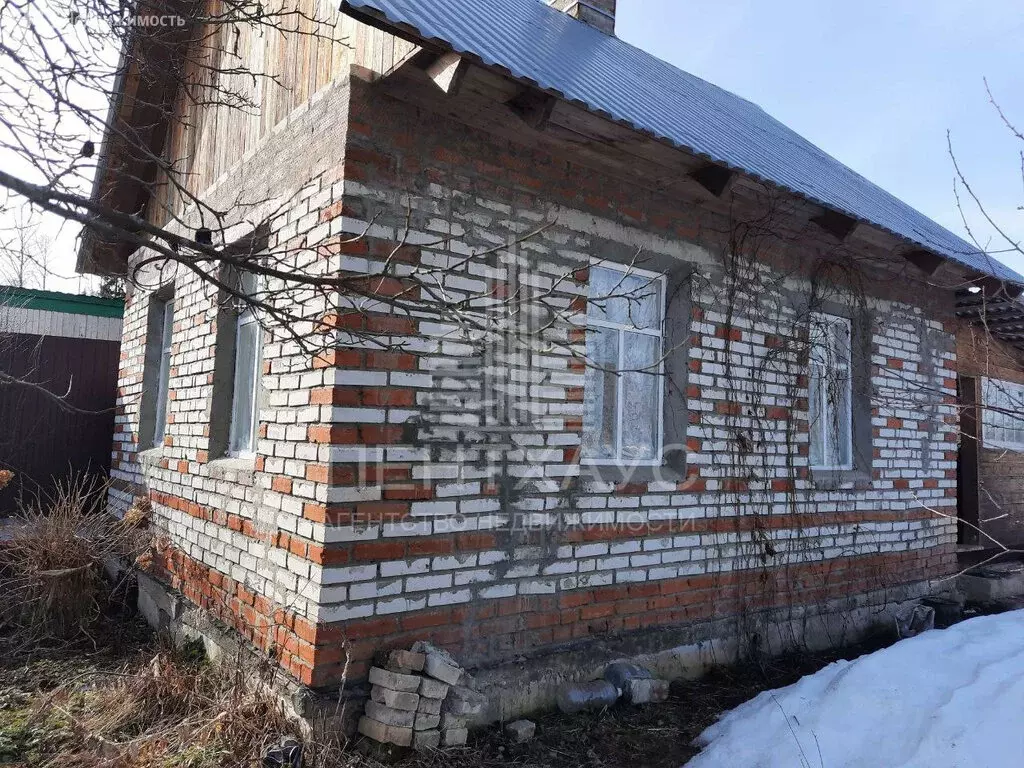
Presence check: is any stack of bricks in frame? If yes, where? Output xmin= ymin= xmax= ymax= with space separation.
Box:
xmin=358 ymin=642 xmax=483 ymax=750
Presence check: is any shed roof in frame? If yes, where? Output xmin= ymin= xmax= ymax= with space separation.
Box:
xmin=343 ymin=0 xmax=1023 ymax=285
xmin=0 ymin=286 xmax=125 ymax=318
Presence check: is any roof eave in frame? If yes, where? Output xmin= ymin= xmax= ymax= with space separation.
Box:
xmin=340 ymin=0 xmax=1023 ymax=288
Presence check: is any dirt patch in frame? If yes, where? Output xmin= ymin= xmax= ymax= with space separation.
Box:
xmin=394 ymin=636 xmax=893 ymax=768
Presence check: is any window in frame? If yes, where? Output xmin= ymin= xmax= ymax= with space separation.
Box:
xmin=808 ymin=312 xmax=853 ymax=470
xmin=153 ymin=299 xmax=174 ymax=445
xmin=582 ymin=263 xmax=666 ymax=465
xmin=982 ymin=377 xmax=1024 ymax=451
xmin=226 ymin=273 xmax=262 ymax=456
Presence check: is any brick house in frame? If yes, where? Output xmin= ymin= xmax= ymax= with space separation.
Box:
xmin=79 ymin=0 xmax=1024 ymax=715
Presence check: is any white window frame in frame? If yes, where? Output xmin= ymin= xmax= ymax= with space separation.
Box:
xmin=581 ymin=261 xmax=667 ymax=467
xmin=153 ymin=300 xmax=174 ymax=446
xmin=808 ymin=312 xmax=853 ymax=471
xmin=982 ymin=377 xmax=1024 ymax=452
xmin=226 ymin=285 xmax=263 ymax=458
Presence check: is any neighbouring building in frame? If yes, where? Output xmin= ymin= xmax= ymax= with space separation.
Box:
xmin=78 ymin=0 xmax=1024 ymax=717
xmin=0 ymin=286 xmax=123 ymax=512
xmin=956 ymin=313 xmax=1024 ymax=551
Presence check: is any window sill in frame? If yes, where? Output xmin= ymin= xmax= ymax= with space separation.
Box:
xmin=983 ymin=441 xmax=1024 ymax=453
xmin=810 ymin=467 xmax=871 ymax=491
xmin=138 ymin=446 xmax=166 ymax=468
xmin=208 ymin=456 xmax=257 ymax=483
xmin=957 ymin=543 xmax=987 ymax=553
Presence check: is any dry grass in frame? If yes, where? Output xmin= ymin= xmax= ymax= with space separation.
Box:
xmin=0 ymin=633 xmax=344 ymax=768
xmin=0 ymin=611 xmax=896 ymax=768
xmin=34 ymin=648 xmax=297 ymax=767
xmin=0 ymin=475 xmax=149 ymax=645
xmin=0 ymin=475 xmax=350 ymax=767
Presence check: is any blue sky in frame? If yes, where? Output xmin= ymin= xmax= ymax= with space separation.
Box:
xmin=616 ymin=0 xmax=1024 ymax=275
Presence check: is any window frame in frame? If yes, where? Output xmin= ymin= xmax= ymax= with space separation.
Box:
xmin=808 ymin=311 xmax=854 ymax=471
xmin=225 ymin=276 xmax=263 ymax=458
xmin=152 ymin=299 xmax=174 ymax=446
xmin=982 ymin=377 xmax=1024 ymax=452
xmin=581 ymin=261 xmax=667 ymax=467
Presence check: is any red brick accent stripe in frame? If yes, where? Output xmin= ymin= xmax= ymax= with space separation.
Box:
xmin=147 ymin=515 xmax=955 ymax=689
xmin=146 ymin=486 xmax=953 ymax=569
xmin=311 ymin=544 xmax=955 ymax=687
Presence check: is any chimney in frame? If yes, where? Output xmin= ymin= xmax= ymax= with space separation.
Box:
xmin=549 ymin=0 xmax=616 ymax=35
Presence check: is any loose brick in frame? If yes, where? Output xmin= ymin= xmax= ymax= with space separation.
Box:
xmin=414 ymin=712 xmax=441 ymax=731
xmin=418 ymin=677 xmax=450 ymax=700
xmin=413 ymin=729 xmax=441 ymax=751
xmin=440 ymin=713 xmax=467 ymax=730
xmin=365 ymin=700 xmax=416 ymax=728
xmin=417 ymin=695 xmax=443 ymax=715
xmin=421 ymin=653 xmax=462 ymax=686
xmin=386 ymin=649 xmax=426 ymax=673
xmin=368 ymin=667 xmax=421 ymax=693
xmin=443 ymin=685 xmax=487 ymax=718
xmin=505 ymin=719 xmax=536 ymax=743
xmin=441 ymin=727 xmax=468 ymax=747
xmin=358 ymin=716 xmax=413 ymax=747
xmin=370 ymin=686 xmax=420 ymax=712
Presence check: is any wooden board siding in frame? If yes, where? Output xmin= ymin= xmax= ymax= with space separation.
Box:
xmin=957 ymin=326 xmax=1024 ymax=385
xmin=0 ymin=333 xmax=120 ymax=514
xmin=150 ymin=8 xmax=417 ymax=225
xmin=152 ymin=0 xmax=348 ymax=222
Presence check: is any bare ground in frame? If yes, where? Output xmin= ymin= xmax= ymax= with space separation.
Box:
xmin=397 ymin=638 xmax=893 ymax=768
xmin=0 ymin=606 xmax=895 ymax=768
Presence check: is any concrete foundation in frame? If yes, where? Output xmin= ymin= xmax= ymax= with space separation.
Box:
xmin=136 ymin=570 xmax=360 ymax=737
xmin=136 ymin=567 xmax=939 ymax=732
xmin=469 ymin=579 xmax=935 ymax=724
xmin=958 ymin=562 xmax=1024 ymax=603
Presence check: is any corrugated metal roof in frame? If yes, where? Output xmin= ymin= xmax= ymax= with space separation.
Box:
xmin=343 ymin=0 xmax=1023 ymax=284
xmin=0 ymin=286 xmax=125 ymax=318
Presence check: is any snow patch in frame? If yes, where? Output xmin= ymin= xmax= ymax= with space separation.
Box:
xmin=686 ymin=610 xmax=1024 ymax=768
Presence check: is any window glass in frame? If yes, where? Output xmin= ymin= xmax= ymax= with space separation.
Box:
xmin=153 ymin=300 xmax=174 ymax=445
xmin=621 ymin=332 xmax=660 ymax=460
xmin=834 ymin=368 xmax=852 ymax=467
xmin=983 ymin=378 xmax=1024 ymax=451
xmin=809 ymin=312 xmax=853 ymax=469
xmin=583 ymin=327 xmax=618 ymax=460
xmin=228 ymin=276 xmax=262 ymax=456
xmin=808 ymin=361 xmax=824 ymax=467
xmin=587 ymin=266 xmax=662 ymax=330
xmin=582 ymin=265 xmax=665 ymax=464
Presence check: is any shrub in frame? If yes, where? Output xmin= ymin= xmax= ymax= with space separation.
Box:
xmin=0 ymin=475 xmax=148 ymax=642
